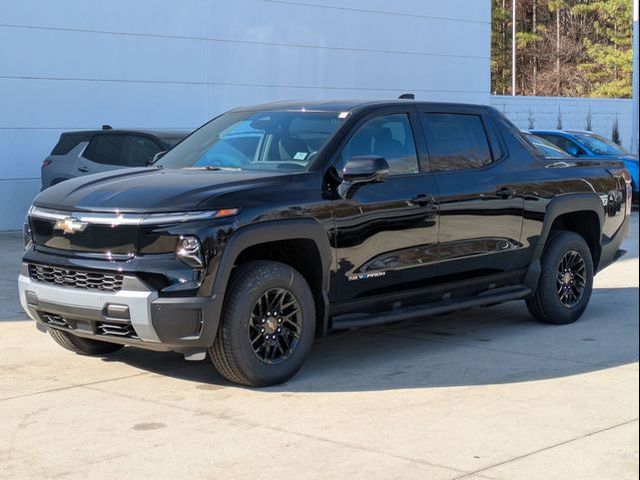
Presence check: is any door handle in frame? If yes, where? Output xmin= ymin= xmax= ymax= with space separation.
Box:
xmin=496 ymin=188 xmax=516 ymax=199
xmin=78 ymin=166 xmax=89 ymax=173
xmin=410 ymin=194 xmax=435 ymax=207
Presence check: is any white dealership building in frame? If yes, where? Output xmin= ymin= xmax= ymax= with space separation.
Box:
xmin=0 ymin=0 xmax=636 ymax=230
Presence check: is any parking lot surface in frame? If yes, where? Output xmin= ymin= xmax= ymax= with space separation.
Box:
xmin=1 ymin=215 xmax=638 ymax=479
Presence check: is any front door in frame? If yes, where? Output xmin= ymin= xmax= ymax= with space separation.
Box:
xmin=331 ymin=110 xmax=440 ymax=304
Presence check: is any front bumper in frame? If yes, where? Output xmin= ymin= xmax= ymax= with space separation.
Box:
xmin=18 ymin=264 xmax=221 ymax=353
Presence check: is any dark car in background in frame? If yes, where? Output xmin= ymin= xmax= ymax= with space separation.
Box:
xmin=41 ymin=127 xmax=188 ymax=190
xmin=532 ymin=129 xmax=639 ymax=202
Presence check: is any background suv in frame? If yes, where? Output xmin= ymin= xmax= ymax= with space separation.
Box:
xmin=41 ymin=127 xmax=188 ymax=189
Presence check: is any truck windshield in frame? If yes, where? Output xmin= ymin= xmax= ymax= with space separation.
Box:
xmin=155 ymin=110 xmax=346 ymax=171
xmin=572 ymin=132 xmax=629 ymax=156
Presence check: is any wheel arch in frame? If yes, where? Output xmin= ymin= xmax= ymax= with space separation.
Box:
xmin=211 ymin=219 xmax=332 ymax=337
xmin=524 ymin=193 xmax=604 ymax=289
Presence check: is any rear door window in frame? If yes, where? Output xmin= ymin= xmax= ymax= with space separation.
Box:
xmin=84 ymin=134 xmax=128 ymax=165
xmin=421 ymin=113 xmax=492 ymax=171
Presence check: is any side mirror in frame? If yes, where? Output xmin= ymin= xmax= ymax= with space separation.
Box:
xmin=338 ymin=156 xmax=389 ymax=198
xmin=148 ymin=151 xmax=167 ymax=166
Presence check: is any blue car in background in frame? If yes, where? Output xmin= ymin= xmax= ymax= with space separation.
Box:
xmin=531 ymin=129 xmax=639 ymax=202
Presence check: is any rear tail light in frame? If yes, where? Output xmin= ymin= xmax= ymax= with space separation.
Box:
xmin=610 ymin=168 xmax=632 ymax=216
xmin=42 ymin=159 xmax=52 ymax=168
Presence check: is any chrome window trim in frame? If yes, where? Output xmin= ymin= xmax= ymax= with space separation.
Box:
xmin=28 ymin=206 xmax=227 ymax=226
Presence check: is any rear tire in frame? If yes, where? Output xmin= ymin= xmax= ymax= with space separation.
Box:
xmin=526 ymin=231 xmax=594 ymax=325
xmin=209 ymin=261 xmax=316 ymax=387
xmin=49 ymin=329 xmax=124 ymax=355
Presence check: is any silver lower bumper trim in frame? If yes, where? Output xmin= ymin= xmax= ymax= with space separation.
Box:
xmin=18 ymin=273 xmax=160 ymax=342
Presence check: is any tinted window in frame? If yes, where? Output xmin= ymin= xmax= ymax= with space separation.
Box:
xmin=342 ymin=114 xmax=419 ymax=175
xmin=422 ymin=114 xmax=492 ymax=171
xmin=572 ymin=132 xmax=628 ymax=155
xmin=51 ymin=133 xmax=93 ymax=155
xmin=522 ymin=133 xmax=572 ymax=158
xmin=127 ymin=136 xmax=162 ymax=166
xmin=158 ymin=137 xmax=184 ymax=149
xmin=537 ymin=134 xmax=584 ymax=155
xmin=84 ymin=134 xmax=128 ymax=165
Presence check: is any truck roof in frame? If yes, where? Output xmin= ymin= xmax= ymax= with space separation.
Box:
xmin=232 ymin=99 xmax=491 ymax=113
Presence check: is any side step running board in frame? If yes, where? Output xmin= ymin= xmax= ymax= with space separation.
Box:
xmin=331 ymin=286 xmax=532 ymax=330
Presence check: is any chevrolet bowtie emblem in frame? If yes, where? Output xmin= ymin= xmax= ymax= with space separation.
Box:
xmin=54 ymin=217 xmax=88 ymax=234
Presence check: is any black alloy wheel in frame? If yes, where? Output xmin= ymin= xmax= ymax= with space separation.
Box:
xmin=556 ymin=249 xmax=587 ymax=308
xmin=248 ymin=288 xmax=302 ymax=364
xmin=209 ymin=261 xmax=316 ymax=387
xmin=526 ymin=230 xmax=594 ymax=325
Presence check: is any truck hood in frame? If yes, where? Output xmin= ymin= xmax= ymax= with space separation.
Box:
xmin=33 ymin=167 xmax=291 ymax=213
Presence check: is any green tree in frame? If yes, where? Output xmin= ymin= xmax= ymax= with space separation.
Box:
xmin=492 ymin=0 xmax=513 ymax=95
xmin=491 ymin=0 xmax=633 ymax=98
xmin=573 ymin=0 xmax=634 ymax=98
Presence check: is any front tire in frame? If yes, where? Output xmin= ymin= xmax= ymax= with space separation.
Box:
xmin=526 ymin=231 xmax=594 ymax=325
xmin=209 ymin=261 xmax=316 ymax=387
xmin=49 ymin=329 xmax=124 ymax=355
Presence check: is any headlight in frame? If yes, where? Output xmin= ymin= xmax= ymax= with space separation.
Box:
xmin=176 ymin=235 xmax=204 ymax=268
xmin=23 ymin=220 xmax=33 ymax=250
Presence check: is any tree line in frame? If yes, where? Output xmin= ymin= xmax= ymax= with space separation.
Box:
xmin=492 ymin=0 xmax=634 ymax=98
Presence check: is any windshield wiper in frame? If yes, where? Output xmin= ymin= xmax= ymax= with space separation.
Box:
xmin=181 ymin=166 xmax=241 ymax=171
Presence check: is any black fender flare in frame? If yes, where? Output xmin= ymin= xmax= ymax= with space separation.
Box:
xmin=204 ymin=219 xmax=332 ymax=341
xmin=524 ymin=192 xmax=605 ymax=289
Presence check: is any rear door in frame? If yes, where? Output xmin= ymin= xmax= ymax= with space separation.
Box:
xmin=78 ymin=133 xmax=130 ymax=176
xmin=419 ymin=107 xmax=526 ymax=279
xmin=77 ymin=133 xmax=162 ymax=175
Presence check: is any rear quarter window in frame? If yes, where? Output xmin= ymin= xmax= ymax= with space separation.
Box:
xmin=50 ymin=133 xmax=93 ymax=155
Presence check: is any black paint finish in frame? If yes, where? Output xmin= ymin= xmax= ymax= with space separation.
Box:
xmin=25 ymin=100 xmax=630 ymax=347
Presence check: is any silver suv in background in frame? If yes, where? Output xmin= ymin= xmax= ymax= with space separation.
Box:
xmin=41 ymin=127 xmax=188 ymax=190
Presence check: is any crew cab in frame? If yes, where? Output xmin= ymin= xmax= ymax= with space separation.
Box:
xmin=19 ymin=100 xmax=632 ymax=387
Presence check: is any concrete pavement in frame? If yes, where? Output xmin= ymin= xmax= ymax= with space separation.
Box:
xmin=0 ymin=215 xmax=638 ymax=479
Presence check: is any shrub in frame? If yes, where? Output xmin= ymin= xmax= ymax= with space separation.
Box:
xmin=527 ymin=108 xmax=536 ymax=129
xmin=556 ymin=107 xmax=563 ymax=130
xmin=611 ymin=116 xmax=621 ymax=145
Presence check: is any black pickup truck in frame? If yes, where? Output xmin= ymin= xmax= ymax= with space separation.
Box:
xmin=19 ymin=100 xmax=632 ymax=386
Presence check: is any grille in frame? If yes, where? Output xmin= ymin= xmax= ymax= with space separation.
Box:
xmin=28 ymin=264 xmax=124 ymax=292
xmin=96 ymin=322 xmax=138 ymax=338
xmin=40 ymin=313 xmax=138 ymax=339
xmin=41 ymin=312 xmax=68 ymax=328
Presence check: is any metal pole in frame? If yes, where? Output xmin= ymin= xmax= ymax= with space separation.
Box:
xmin=512 ymin=0 xmax=516 ymax=96
xmin=632 ymin=0 xmax=639 ymax=154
